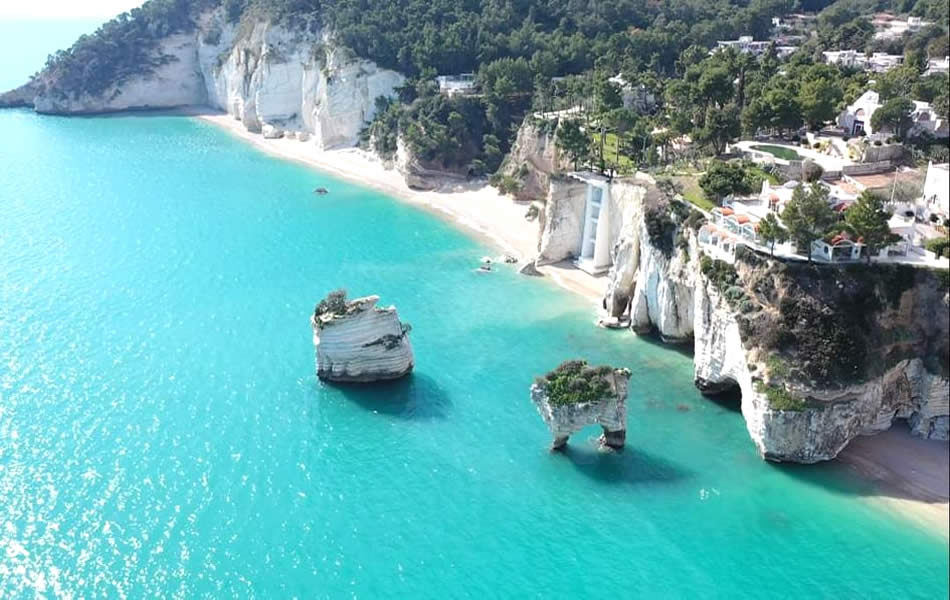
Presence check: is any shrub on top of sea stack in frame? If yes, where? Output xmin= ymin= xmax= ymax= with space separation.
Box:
xmin=530 ymin=360 xmax=631 ymax=450
xmin=311 ymin=289 xmax=414 ymax=383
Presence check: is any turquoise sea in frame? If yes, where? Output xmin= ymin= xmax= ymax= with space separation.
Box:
xmin=0 ymin=23 xmax=948 ymax=600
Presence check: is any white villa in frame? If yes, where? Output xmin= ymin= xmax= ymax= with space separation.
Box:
xmin=715 ymin=36 xmax=797 ymax=58
xmin=822 ymin=51 xmax=903 ymax=72
xmin=837 ymin=90 xmax=948 ymax=138
xmin=698 ymin=180 xmax=872 ymax=263
xmin=921 ymin=162 xmax=950 ymax=221
xmin=435 ymin=73 xmax=475 ymax=97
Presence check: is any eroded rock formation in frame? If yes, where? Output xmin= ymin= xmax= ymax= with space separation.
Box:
xmin=534 ymin=169 xmax=949 ymax=463
xmin=530 ymin=360 xmax=631 ymax=450
xmin=6 ymin=9 xmax=405 ymax=151
xmin=311 ymin=291 xmax=414 ymax=383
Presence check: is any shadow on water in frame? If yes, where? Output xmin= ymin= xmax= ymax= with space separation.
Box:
xmin=558 ymin=443 xmax=692 ymax=487
xmin=632 ymin=329 xmax=694 ymax=359
xmin=332 ymin=373 xmax=451 ymax=420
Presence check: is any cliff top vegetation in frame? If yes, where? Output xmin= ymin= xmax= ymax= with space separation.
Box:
xmin=535 ymin=360 xmax=619 ymax=406
xmin=732 ymin=252 xmax=949 ymax=386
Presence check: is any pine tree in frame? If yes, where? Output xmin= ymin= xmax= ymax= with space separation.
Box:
xmin=757 ymin=212 xmax=788 ymax=257
xmin=557 ymin=119 xmax=589 ymax=171
xmin=845 ymin=191 xmax=900 ymax=264
xmin=781 ymin=185 xmax=837 ymax=263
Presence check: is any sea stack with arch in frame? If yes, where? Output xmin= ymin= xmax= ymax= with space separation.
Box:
xmin=311 ymin=290 xmax=414 ymax=383
xmin=531 ymin=360 xmax=631 ymax=450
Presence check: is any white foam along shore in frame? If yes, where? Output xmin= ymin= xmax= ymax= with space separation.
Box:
xmin=187 ymin=108 xmax=948 ymax=540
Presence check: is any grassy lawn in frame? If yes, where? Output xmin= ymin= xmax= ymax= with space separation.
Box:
xmin=750 ymin=144 xmax=801 ymax=161
xmin=672 ymin=175 xmax=715 ymax=211
xmin=594 ymin=132 xmax=637 ymax=174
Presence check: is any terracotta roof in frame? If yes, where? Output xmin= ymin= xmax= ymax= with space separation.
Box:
xmin=736 ymin=215 xmax=751 ymax=224
xmin=720 ymin=207 xmax=734 ymax=216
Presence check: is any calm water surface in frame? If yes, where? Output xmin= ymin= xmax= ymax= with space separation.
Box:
xmin=0 ymin=36 xmax=947 ymax=600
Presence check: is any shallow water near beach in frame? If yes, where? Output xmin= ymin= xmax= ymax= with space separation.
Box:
xmin=1 ymin=109 xmax=947 ymax=598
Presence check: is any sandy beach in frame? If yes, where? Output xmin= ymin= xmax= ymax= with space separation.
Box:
xmin=837 ymin=425 xmax=949 ymax=540
xmin=190 ymin=108 xmax=948 ymax=539
xmin=192 ymin=110 xmax=607 ymax=304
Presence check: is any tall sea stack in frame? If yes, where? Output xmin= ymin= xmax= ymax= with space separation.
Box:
xmin=311 ymin=290 xmax=414 ymax=383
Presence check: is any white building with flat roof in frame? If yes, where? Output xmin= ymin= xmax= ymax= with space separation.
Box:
xmin=822 ymin=51 xmax=903 ymax=72
xmin=838 ymin=90 xmax=948 ymax=138
xmin=926 ymin=56 xmax=949 ymax=76
xmin=435 ymin=73 xmax=475 ymax=97
xmin=715 ymin=36 xmax=797 ymax=58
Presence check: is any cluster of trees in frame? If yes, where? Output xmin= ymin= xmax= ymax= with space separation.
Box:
xmin=38 ymin=0 xmax=218 ymax=98
xmin=37 ymin=0 xmax=949 ymax=175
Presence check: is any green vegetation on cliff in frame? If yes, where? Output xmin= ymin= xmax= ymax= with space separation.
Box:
xmin=21 ymin=0 xmax=949 ymax=172
xmin=314 ymin=288 xmax=348 ymax=319
xmin=536 ymin=360 xmax=616 ymax=406
xmin=734 ymin=253 xmax=948 ymax=386
xmin=37 ymin=0 xmax=218 ymax=98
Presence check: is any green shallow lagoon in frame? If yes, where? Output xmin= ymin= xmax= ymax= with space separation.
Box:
xmin=0 ymin=110 xmax=947 ymax=598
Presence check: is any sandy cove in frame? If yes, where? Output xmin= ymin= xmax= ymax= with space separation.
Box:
xmin=192 ymin=110 xmax=607 ymax=304
xmin=189 ymin=108 xmax=948 ymax=540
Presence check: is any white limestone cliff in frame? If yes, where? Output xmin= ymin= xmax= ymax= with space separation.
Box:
xmin=751 ymin=359 xmax=949 ymax=462
xmin=23 ymin=9 xmax=405 ymax=151
xmin=33 ymin=34 xmax=207 ymax=114
xmin=536 ymin=177 xmax=587 ymax=263
xmin=499 ymin=119 xmax=569 ymax=201
xmin=311 ymin=295 xmax=414 ymax=383
xmin=202 ymin=16 xmax=404 ymax=147
xmin=567 ymin=175 xmax=950 ymax=463
xmin=602 ymin=185 xmax=696 ymax=342
xmin=530 ymin=365 xmax=631 ymax=450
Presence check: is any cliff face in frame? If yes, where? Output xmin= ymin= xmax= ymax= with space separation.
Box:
xmin=603 ymin=183 xmax=696 ymax=343
xmin=10 ymin=9 xmax=405 ymax=150
xmin=312 ymin=295 xmax=414 ymax=383
xmin=536 ymin=177 xmax=587 ymax=263
xmin=534 ymin=175 xmax=950 ymax=462
xmin=499 ymin=119 xmax=569 ymax=201
xmin=31 ymin=33 xmax=207 ymax=114
xmin=204 ymin=16 xmax=404 ymax=147
xmin=393 ymin=135 xmax=468 ymax=190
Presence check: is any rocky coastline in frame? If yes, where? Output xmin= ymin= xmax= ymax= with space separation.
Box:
xmin=4 ymin=6 xmax=947 ymax=469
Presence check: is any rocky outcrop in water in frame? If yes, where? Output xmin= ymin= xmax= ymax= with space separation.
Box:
xmin=530 ymin=361 xmax=630 ymax=450
xmin=311 ymin=291 xmax=414 ymax=383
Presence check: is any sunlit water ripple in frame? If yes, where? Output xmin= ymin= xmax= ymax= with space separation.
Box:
xmin=0 ymin=107 xmax=946 ymax=598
